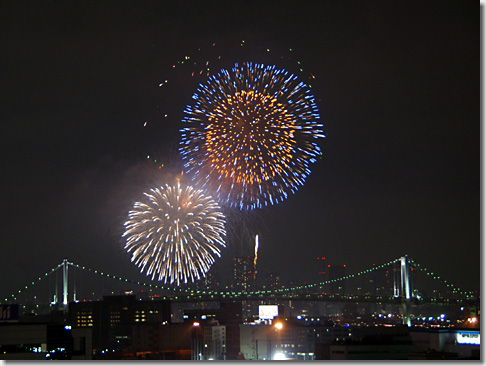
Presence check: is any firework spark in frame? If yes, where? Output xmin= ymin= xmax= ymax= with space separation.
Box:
xmin=180 ymin=62 xmax=325 ymax=209
xmin=254 ymin=234 xmax=259 ymax=280
xmin=122 ymin=182 xmax=226 ymax=285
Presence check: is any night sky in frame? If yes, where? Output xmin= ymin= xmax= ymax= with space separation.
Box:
xmin=2 ymin=1 xmax=479 ymax=300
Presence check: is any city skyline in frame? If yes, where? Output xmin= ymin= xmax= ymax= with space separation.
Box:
xmin=2 ymin=1 xmax=479 ymax=302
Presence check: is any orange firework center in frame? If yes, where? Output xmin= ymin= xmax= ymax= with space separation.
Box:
xmin=203 ymin=90 xmax=297 ymax=187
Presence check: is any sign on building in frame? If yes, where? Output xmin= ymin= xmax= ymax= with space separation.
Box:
xmin=456 ymin=331 xmax=480 ymax=346
xmin=258 ymin=305 xmax=279 ymax=320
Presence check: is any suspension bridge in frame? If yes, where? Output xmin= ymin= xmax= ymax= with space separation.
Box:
xmin=4 ymin=255 xmax=478 ymax=309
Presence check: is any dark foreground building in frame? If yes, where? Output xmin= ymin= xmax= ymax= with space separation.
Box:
xmin=0 ymin=323 xmax=92 ymax=360
xmin=68 ymin=295 xmax=171 ymax=357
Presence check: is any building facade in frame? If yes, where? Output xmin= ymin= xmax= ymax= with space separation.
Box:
xmin=68 ymin=295 xmax=171 ymax=355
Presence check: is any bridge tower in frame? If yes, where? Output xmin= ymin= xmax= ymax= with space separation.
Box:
xmin=400 ymin=255 xmax=411 ymax=300
xmin=62 ymin=259 xmax=68 ymax=306
xmin=399 ymin=255 xmax=412 ymax=326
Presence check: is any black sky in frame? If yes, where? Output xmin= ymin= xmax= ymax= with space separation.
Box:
xmin=1 ymin=1 xmax=479 ymax=299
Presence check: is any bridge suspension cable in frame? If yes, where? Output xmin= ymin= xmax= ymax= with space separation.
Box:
xmin=4 ymin=263 xmax=62 ymax=303
xmin=5 ymin=256 xmax=477 ymax=303
xmin=5 ymin=256 xmax=403 ymax=301
xmin=408 ymin=258 xmax=476 ymax=297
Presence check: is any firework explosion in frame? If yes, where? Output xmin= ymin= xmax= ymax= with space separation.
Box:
xmin=122 ymin=182 xmax=226 ymax=285
xmin=180 ymin=62 xmax=325 ymax=210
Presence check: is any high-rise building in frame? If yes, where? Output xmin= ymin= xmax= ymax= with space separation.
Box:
xmin=232 ymin=256 xmax=256 ymax=322
xmin=262 ymin=271 xmax=280 ymax=292
xmin=192 ymin=264 xmax=221 ymax=292
xmin=316 ymin=257 xmax=328 ymax=293
xmin=328 ymin=265 xmax=346 ymax=295
xmin=316 ymin=258 xmax=345 ymax=295
xmin=205 ymin=265 xmax=221 ymax=292
xmin=232 ymin=257 xmax=254 ymax=292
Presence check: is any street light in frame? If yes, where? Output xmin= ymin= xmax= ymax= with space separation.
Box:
xmin=273 ymin=322 xmax=284 ymax=360
xmin=192 ymin=322 xmax=202 ymax=359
